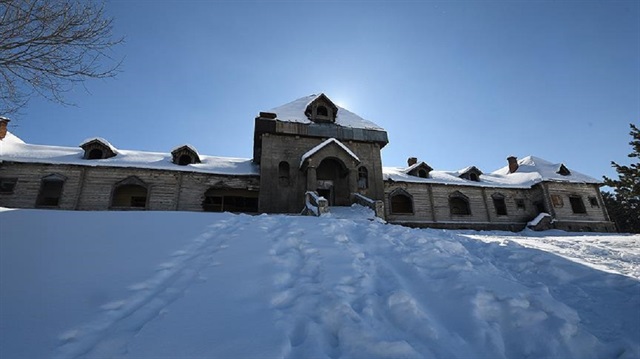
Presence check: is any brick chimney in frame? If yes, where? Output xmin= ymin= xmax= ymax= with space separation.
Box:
xmin=407 ymin=157 xmax=418 ymax=166
xmin=507 ymin=156 xmax=518 ymax=174
xmin=0 ymin=117 xmax=9 ymax=140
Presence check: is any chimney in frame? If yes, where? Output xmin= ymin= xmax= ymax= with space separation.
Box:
xmin=407 ymin=157 xmax=418 ymax=167
xmin=0 ymin=117 xmax=9 ymax=140
xmin=507 ymin=156 xmax=518 ymax=174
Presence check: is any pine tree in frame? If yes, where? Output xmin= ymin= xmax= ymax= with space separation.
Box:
xmin=603 ymin=124 xmax=640 ymax=233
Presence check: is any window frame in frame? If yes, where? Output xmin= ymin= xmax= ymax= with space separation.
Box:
xmin=0 ymin=178 xmax=17 ymax=194
xmin=449 ymin=192 xmax=471 ymax=216
xmin=389 ymin=189 xmax=414 ymax=215
xmin=569 ymin=195 xmax=587 ymax=214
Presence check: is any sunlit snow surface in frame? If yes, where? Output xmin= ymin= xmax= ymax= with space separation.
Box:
xmin=1 ymin=208 xmax=638 ymax=359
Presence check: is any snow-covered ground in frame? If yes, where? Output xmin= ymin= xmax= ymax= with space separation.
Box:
xmin=1 ymin=207 xmax=638 ymax=359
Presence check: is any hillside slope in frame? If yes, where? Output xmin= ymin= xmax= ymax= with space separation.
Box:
xmin=1 ymin=208 xmax=638 ymax=359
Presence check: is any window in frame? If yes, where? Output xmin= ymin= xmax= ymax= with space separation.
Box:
xmin=317 ymin=105 xmax=328 ymax=117
xmin=278 ymin=161 xmax=290 ymax=186
xmin=588 ymin=196 xmax=599 ymax=208
xmin=469 ymin=173 xmax=479 ymax=182
xmin=534 ymin=201 xmax=545 ymax=213
xmin=515 ymin=199 xmax=526 ymax=210
xmin=449 ymin=192 xmax=471 ymax=215
xmin=88 ymin=148 xmax=103 ymax=159
xmin=112 ymin=184 xmax=148 ymax=208
xmin=358 ymin=166 xmax=369 ymax=189
xmin=177 ymin=154 xmax=193 ymax=166
xmin=202 ymin=188 xmax=258 ymax=213
xmin=569 ymin=195 xmax=586 ymax=214
xmin=551 ymin=195 xmax=564 ymax=208
xmin=0 ymin=178 xmax=17 ymax=194
xmin=557 ymin=164 xmax=571 ymax=176
xmin=390 ymin=190 xmax=413 ymax=214
xmin=36 ymin=175 xmax=65 ymax=207
xmin=492 ymin=194 xmax=507 ymax=216
xmin=418 ymin=169 xmax=428 ymax=178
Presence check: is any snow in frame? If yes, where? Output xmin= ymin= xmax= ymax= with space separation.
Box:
xmin=300 ymin=138 xmax=360 ymax=168
xmin=384 ymin=155 xmax=600 ymax=188
xmin=1 ymin=208 xmax=638 ymax=359
xmin=0 ymin=132 xmax=258 ymax=175
xmin=528 ymin=212 xmax=552 ymax=226
xmin=269 ymin=94 xmax=385 ymax=131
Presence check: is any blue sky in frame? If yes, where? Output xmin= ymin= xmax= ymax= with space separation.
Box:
xmin=8 ymin=0 xmax=639 ymax=180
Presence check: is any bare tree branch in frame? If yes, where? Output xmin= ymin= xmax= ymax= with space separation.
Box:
xmin=0 ymin=0 xmax=123 ymax=116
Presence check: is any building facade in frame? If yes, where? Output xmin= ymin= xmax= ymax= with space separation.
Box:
xmin=0 ymin=94 xmax=615 ymax=232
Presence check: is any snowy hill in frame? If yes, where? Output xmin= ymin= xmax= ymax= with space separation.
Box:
xmin=1 ymin=208 xmax=638 ymax=359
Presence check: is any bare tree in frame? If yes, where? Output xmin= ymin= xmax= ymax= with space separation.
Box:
xmin=0 ymin=0 xmax=123 ymax=116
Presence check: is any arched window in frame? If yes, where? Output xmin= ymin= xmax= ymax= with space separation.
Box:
xmin=449 ymin=192 xmax=470 ymax=215
xmin=469 ymin=173 xmax=479 ymax=182
xmin=317 ymin=105 xmax=328 ymax=117
xmin=36 ymin=174 xmax=65 ymax=207
xmin=390 ymin=190 xmax=413 ymax=214
xmin=111 ymin=177 xmax=148 ymax=209
xmin=178 ymin=154 xmax=192 ymax=166
xmin=88 ymin=148 xmax=103 ymax=160
xmin=358 ymin=166 xmax=369 ymax=189
xmin=278 ymin=161 xmax=290 ymax=186
xmin=418 ymin=169 xmax=428 ymax=178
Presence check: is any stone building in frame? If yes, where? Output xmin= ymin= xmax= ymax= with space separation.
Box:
xmin=0 ymin=94 xmax=615 ymax=232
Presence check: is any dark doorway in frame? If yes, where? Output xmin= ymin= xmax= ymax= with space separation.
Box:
xmin=316 ymin=158 xmax=350 ymax=206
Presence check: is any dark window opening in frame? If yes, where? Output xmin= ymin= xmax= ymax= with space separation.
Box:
xmin=569 ymin=196 xmax=586 ymax=214
xmin=390 ymin=193 xmax=413 ymax=214
xmin=534 ymin=201 xmax=545 ymax=213
xmin=493 ymin=197 xmax=507 ymax=216
xmin=202 ymin=189 xmax=258 ymax=213
xmin=36 ymin=180 xmax=64 ymax=207
xmin=0 ymin=178 xmax=17 ymax=194
xmin=112 ymin=184 xmax=148 ymax=208
xmin=279 ymin=161 xmax=290 ymax=186
xmin=588 ymin=196 xmax=599 ymax=208
xmin=449 ymin=196 xmax=471 ymax=215
xmin=317 ymin=105 xmax=328 ymax=117
xmin=469 ymin=173 xmax=479 ymax=182
xmin=358 ymin=167 xmax=369 ymax=189
xmin=515 ymin=199 xmax=525 ymax=210
xmin=88 ymin=148 xmax=103 ymax=160
xmin=418 ymin=169 xmax=428 ymax=178
xmin=178 ymin=154 xmax=192 ymax=166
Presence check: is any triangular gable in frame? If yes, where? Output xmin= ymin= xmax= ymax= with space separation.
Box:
xmin=300 ymin=138 xmax=360 ymax=169
xmin=405 ymin=161 xmax=433 ymax=178
xmin=557 ymin=164 xmax=571 ymax=176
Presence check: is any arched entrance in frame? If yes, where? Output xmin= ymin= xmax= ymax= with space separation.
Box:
xmin=316 ymin=157 xmax=350 ymax=206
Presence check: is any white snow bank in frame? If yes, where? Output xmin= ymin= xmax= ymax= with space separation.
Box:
xmin=1 ymin=209 xmax=638 ymax=359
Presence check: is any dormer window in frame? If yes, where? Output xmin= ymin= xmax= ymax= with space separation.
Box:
xmin=406 ymin=161 xmax=433 ymax=178
xmin=305 ymin=93 xmax=338 ymax=124
xmin=557 ymin=164 xmax=571 ymax=176
xmin=80 ymin=138 xmax=117 ymax=160
xmin=458 ymin=166 xmax=482 ymax=182
xmin=317 ymin=105 xmax=328 ymax=117
xmin=171 ymin=145 xmax=201 ymax=166
xmin=88 ymin=148 xmax=104 ymax=160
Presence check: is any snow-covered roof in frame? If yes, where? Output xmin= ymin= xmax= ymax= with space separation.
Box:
xmin=384 ymin=155 xmax=599 ymax=188
xmin=171 ymin=144 xmax=200 ymax=156
xmin=269 ymin=94 xmax=385 ymax=131
xmin=300 ymin=138 xmax=360 ymax=168
xmin=0 ymin=132 xmax=258 ymax=176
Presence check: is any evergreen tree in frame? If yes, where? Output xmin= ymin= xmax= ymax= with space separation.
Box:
xmin=603 ymin=124 xmax=640 ymax=233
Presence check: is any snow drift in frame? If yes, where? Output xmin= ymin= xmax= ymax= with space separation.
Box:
xmin=0 ymin=207 xmax=638 ymax=359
